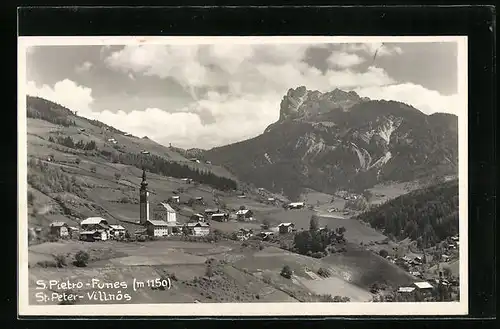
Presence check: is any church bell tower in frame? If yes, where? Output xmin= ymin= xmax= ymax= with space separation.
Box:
xmin=139 ymin=168 xmax=150 ymax=225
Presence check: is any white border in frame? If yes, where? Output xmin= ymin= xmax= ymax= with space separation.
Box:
xmin=18 ymin=36 xmax=468 ymax=317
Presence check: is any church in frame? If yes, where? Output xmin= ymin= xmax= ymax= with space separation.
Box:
xmin=139 ymin=169 xmax=178 ymax=237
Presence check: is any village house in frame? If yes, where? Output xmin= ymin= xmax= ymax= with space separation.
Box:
xmin=259 ymin=231 xmax=275 ymax=240
xmin=236 ymin=209 xmax=254 ymax=221
xmin=190 ymin=213 xmax=206 ymax=222
xmin=146 ymin=219 xmax=174 ymax=237
xmin=79 ymin=230 xmax=108 ymax=242
xmin=109 ymin=224 xmax=126 ymax=238
xmin=236 ymin=228 xmax=253 ymax=240
xmin=278 ymin=222 xmax=295 ymax=234
xmin=211 ymin=213 xmax=229 ymax=222
xmin=80 ymin=217 xmax=110 ymax=231
xmin=49 ymin=222 xmax=70 ymax=238
xmin=410 ymin=271 xmax=423 ymax=278
xmin=152 ymin=202 xmax=177 ymax=223
xmin=204 ymin=208 xmax=219 ymax=218
xmin=170 ymin=195 xmax=180 ymax=204
xmin=413 ymin=281 xmax=434 ymax=298
xmin=185 ymin=222 xmax=210 ymax=236
xmin=287 ymin=202 xmax=305 ymax=209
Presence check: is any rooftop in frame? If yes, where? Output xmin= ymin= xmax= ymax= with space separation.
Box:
xmin=50 ymin=222 xmax=68 ymax=227
xmin=81 ymin=217 xmax=108 ymax=225
xmin=186 ymin=222 xmax=210 ymax=227
xmin=157 ymin=202 xmax=176 ymax=212
xmin=147 ymin=220 xmax=170 ymax=226
xmin=398 ymin=287 xmax=416 ymax=293
xmin=80 ymin=230 xmax=97 ymax=235
xmin=414 ymin=282 xmax=434 ymax=289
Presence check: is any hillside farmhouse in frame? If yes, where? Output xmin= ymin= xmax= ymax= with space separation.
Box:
xmin=80 ymin=217 xmax=110 ymax=231
xmin=288 ymin=202 xmax=305 ymax=209
xmin=109 ymin=224 xmax=126 ymax=238
xmin=80 ymin=230 xmax=108 ymax=242
xmin=211 ymin=213 xmax=229 ymax=222
xmin=413 ymin=281 xmax=434 ymax=298
xmin=278 ymin=222 xmax=295 ymax=234
xmin=170 ymin=195 xmax=180 ymax=204
xmin=185 ymin=222 xmax=210 ymax=236
xmin=236 ymin=209 xmax=254 ymax=221
xmin=152 ymin=202 xmax=177 ymax=223
xmin=259 ymin=231 xmax=275 ymax=240
xmin=49 ymin=222 xmax=70 ymax=238
xmin=236 ymin=228 xmax=253 ymax=240
xmin=204 ymin=208 xmax=219 ymax=217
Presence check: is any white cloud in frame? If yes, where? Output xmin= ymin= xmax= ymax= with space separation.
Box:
xmin=354 ymin=83 xmax=459 ymax=115
xmin=25 ymin=78 xmax=279 ymax=149
xmin=75 ymin=61 xmax=93 ymax=73
xmin=95 ymin=92 xmax=280 ymax=149
xmin=27 ymin=79 xmax=94 ymax=115
xmin=327 ymin=51 xmax=366 ymax=68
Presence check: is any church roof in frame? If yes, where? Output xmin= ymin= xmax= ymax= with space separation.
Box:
xmin=158 ymin=202 xmax=176 ymax=213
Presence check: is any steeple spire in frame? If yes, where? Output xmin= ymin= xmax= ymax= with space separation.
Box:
xmin=141 ymin=168 xmax=148 ymax=188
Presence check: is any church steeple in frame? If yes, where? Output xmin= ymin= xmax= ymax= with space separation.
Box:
xmin=141 ymin=168 xmax=148 ymax=189
xmin=139 ymin=168 xmax=150 ymax=225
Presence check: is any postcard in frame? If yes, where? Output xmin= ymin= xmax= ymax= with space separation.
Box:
xmin=18 ymin=35 xmax=468 ymax=316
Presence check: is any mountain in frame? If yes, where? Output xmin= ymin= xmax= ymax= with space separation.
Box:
xmin=204 ymin=86 xmax=458 ymax=200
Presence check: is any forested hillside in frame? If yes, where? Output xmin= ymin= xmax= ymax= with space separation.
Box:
xmin=356 ymin=179 xmax=459 ymax=247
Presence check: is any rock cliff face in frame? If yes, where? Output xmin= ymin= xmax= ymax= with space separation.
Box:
xmin=204 ymin=87 xmax=458 ymax=200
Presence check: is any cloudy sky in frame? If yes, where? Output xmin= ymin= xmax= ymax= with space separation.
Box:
xmin=25 ymin=41 xmax=459 ymax=149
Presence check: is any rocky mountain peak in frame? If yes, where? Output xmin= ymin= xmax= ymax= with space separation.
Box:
xmin=278 ymin=86 xmax=369 ymax=122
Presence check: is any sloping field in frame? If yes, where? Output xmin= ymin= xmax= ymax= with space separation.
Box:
xmin=367 ymin=181 xmax=421 ymax=206
xmin=299 ymin=276 xmax=373 ymax=302
xmin=321 ymin=244 xmax=415 ymax=290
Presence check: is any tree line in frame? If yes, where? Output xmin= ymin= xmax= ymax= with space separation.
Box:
xmin=49 ymin=136 xmax=97 ymax=151
xmin=356 ymin=179 xmax=459 ymax=248
xmin=103 ymin=152 xmax=238 ymax=192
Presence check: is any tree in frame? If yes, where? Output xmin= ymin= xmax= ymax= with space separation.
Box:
xmin=239 ymin=205 xmax=246 ymax=210
xmin=280 ymin=265 xmax=292 ymax=279
xmin=309 ymin=215 xmax=319 ymax=231
xmin=379 ymin=249 xmax=389 ymax=258
xmin=114 ymin=172 xmax=122 ymax=180
xmin=262 ymin=218 xmax=270 ymax=229
xmin=362 ymin=190 xmax=373 ymax=202
xmin=74 ymin=251 xmax=89 ymax=267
